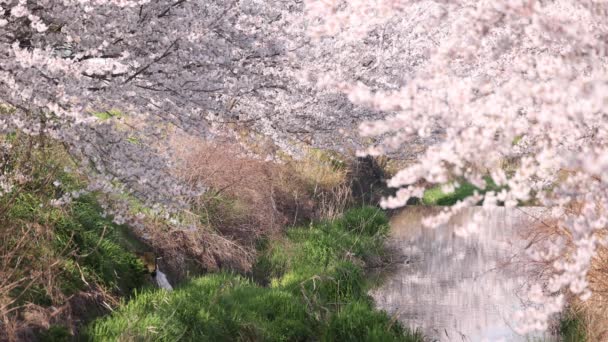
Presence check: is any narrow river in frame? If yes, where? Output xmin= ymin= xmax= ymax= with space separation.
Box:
xmin=371 ymin=206 xmax=554 ymax=341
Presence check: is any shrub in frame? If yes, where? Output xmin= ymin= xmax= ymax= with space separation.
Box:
xmin=521 ymin=206 xmax=608 ymax=341
xmin=161 ymin=135 xmax=393 ymax=281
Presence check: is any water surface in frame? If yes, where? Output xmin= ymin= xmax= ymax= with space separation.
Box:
xmin=371 ymin=206 xmax=551 ymax=341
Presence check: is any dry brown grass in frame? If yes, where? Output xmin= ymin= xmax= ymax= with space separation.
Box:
xmin=148 ymin=135 xmax=360 ymax=277
xmin=0 ymin=224 xmax=59 ymax=341
xmin=278 ymin=148 xmax=354 ymax=220
xmin=174 ymin=137 xmax=308 ymax=236
xmin=124 ymin=133 xmax=391 ymax=283
xmin=173 ymin=135 xmax=357 ymax=226
xmin=0 ymin=135 xmax=130 ymax=341
xmin=518 ymin=203 xmax=608 ymax=341
xmin=567 ymin=215 xmax=608 ymax=342
xmin=136 ymin=218 xmax=256 ymax=279
xmin=0 ymin=141 xmax=73 ymax=340
xmin=0 ymin=221 xmax=120 ymax=341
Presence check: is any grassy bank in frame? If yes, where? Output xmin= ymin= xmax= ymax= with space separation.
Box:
xmin=9 ymin=193 xmax=147 ymax=298
xmin=2 ymin=134 xmax=402 ymax=340
xmin=0 ymin=134 xmax=147 ymax=339
xmin=87 ymin=207 xmax=422 ymax=341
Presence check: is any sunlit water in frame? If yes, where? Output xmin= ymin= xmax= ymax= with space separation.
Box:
xmin=371 ymin=206 xmax=554 ymax=341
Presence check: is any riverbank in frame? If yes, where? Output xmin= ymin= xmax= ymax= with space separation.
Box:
xmin=2 ymin=133 xmax=588 ymax=341
xmin=0 ymin=134 xmax=150 ymax=340
xmin=86 ymin=207 xmax=423 ymax=341
xmin=2 ymin=133 xmax=402 ymax=341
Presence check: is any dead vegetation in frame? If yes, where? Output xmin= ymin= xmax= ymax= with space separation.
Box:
xmin=518 ymin=203 xmax=608 ymax=341
xmin=0 ymin=223 xmax=69 ymax=341
xmin=0 ymin=208 xmax=127 ymax=342
xmin=136 ymin=134 xmax=389 ymax=281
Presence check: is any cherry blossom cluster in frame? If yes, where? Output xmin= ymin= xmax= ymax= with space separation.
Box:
xmin=1 ymin=0 xmax=397 ymax=215
xmin=3 ymin=0 xmax=606 ymax=333
xmin=0 ymin=2 xmax=297 ymax=210
xmin=305 ymin=0 xmax=608 ymax=333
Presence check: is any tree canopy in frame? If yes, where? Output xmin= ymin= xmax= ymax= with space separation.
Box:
xmin=2 ymin=0 xmax=608 ymax=333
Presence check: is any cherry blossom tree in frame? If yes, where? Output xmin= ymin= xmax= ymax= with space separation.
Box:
xmin=1 ymin=0 xmax=424 ymax=207
xmin=0 ymin=0 xmax=376 ymax=212
xmin=4 ymin=0 xmax=606 ymax=334
xmin=305 ymin=0 xmax=608 ymax=333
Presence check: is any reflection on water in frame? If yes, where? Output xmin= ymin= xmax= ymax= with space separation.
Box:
xmin=371 ymin=206 xmax=552 ymax=341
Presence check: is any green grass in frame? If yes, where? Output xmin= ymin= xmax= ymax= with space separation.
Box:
xmin=6 ymin=189 xmax=147 ymax=300
xmin=559 ymin=311 xmax=586 ymax=342
xmin=87 ymin=273 xmax=314 ymax=341
xmin=53 ymin=195 xmax=147 ymax=295
xmin=87 ymin=207 xmax=423 ymax=341
xmin=37 ymin=325 xmax=71 ymax=342
xmin=2 ymin=135 xmax=146 ymax=306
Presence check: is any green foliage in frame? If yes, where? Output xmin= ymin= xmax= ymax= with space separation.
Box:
xmin=422 ymin=177 xmax=501 ymax=206
xmin=10 ymin=284 xmax=53 ymax=307
xmin=324 ymin=301 xmax=422 ymax=342
xmin=127 ymin=135 xmax=141 ymax=145
xmin=281 ymin=207 xmax=389 ymax=271
xmin=559 ymin=311 xmax=586 ymax=342
xmin=512 ymin=134 xmax=524 ymax=145
xmin=251 ymin=238 xmax=290 ymax=286
xmin=5 ymin=195 xmax=145 ymax=305
xmin=337 ymin=206 xmax=390 ymax=236
xmin=88 ymin=207 xmax=422 ymax=341
xmin=0 ymin=103 xmax=16 ymax=115
xmin=88 ymin=273 xmax=314 ymax=341
xmin=4 ymin=197 xmax=143 ymax=304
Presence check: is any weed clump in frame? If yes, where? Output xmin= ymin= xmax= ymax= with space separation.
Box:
xmin=88 ymin=207 xmax=423 ymax=341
